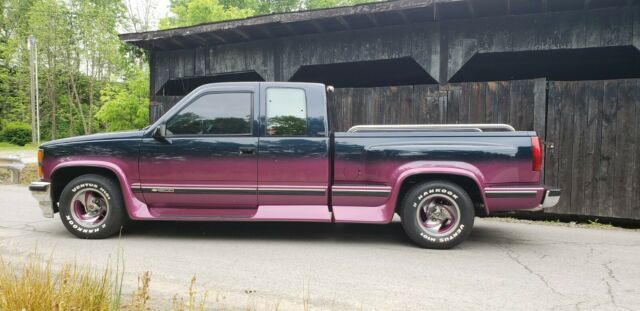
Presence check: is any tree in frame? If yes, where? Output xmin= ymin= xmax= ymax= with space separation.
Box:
xmin=123 ymin=0 xmax=156 ymax=33
xmin=95 ymin=68 xmax=149 ymax=131
xmin=159 ymin=0 xmax=254 ymax=29
xmin=0 ymin=0 xmax=34 ymax=128
xmin=268 ymin=115 xmax=306 ymax=136
xmin=160 ymin=0 xmax=382 ymax=29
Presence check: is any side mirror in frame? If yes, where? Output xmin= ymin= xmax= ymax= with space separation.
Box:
xmin=153 ymin=124 xmax=168 ymax=141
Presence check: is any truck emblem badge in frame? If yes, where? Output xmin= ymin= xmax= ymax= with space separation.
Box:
xmin=151 ymin=187 xmax=174 ymax=193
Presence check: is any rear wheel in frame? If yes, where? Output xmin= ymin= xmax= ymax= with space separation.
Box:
xmin=400 ymin=181 xmax=475 ymax=249
xmin=58 ymin=174 xmax=125 ymax=239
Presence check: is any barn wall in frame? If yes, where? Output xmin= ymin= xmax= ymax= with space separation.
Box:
xmin=545 ymin=79 xmax=640 ymax=220
xmin=326 ymin=79 xmax=544 ymax=133
xmin=149 ymin=6 xmax=640 ymax=102
xmin=144 ymin=5 xmax=640 ymax=220
xmin=443 ymin=7 xmax=638 ymax=80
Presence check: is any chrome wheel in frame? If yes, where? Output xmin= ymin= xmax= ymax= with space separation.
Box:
xmin=70 ymin=189 xmax=109 ymax=228
xmin=416 ymin=194 xmax=461 ymax=237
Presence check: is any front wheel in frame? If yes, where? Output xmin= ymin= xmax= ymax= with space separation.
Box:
xmin=400 ymin=181 xmax=475 ymax=249
xmin=58 ymin=174 xmax=125 ymax=239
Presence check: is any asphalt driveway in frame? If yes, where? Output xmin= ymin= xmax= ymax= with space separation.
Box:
xmin=1 ymin=184 xmax=639 ymax=310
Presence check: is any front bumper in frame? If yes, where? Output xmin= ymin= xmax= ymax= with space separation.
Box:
xmin=29 ymin=181 xmax=54 ymax=218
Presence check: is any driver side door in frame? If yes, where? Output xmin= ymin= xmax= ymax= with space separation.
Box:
xmin=138 ymin=85 xmax=259 ymax=214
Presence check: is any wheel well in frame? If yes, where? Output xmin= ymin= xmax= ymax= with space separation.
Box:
xmin=396 ymin=174 xmax=487 ymax=217
xmin=50 ymin=166 xmax=120 ymax=213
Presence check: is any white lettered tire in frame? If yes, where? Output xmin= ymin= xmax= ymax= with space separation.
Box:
xmin=400 ymin=181 xmax=475 ymax=249
xmin=58 ymin=174 xmax=125 ymax=239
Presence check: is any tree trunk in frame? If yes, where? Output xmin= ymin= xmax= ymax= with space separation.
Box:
xmin=47 ymin=77 xmax=57 ymax=140
xmin=66 ymin=84 xmax=75 ymax=137
xmin=69 ymin=73 xmax=88 ymax=134
xmin=88 ymin=79 xmax=93 ymax=134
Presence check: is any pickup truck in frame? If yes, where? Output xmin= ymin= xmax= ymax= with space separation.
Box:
xmin=29 ymin=82 xmax=560 ymax=249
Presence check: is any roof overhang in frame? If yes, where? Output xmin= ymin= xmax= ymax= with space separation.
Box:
xmin=119 ymin=0 xmax=637 ymax=51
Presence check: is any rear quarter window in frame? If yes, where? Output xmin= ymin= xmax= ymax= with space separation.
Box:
xmin=266 ymin=88 xmax=307 ymax=136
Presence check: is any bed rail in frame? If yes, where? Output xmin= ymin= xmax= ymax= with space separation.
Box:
xmin=347 ymin=124 xmax=516 ymax=133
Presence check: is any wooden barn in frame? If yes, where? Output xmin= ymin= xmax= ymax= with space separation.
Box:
xmin=120 ymin=0 xmax=640 ymax=221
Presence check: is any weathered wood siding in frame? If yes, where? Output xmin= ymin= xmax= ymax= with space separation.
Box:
xmin=150 ymin=96 xmax=184 ymax=121
xmin=140 ymin=4 xmax=640 ymax=221
xmin=327 ymin=79 xmax=545 ymax=133
xmin=545 ymin=79 xmax=640 ymax=219
xmin=148 ymin=6 xmax=639 ymax=98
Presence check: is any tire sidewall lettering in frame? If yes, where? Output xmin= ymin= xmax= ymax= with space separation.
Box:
xmin=70 ymin=182 xmax=111 ymax=201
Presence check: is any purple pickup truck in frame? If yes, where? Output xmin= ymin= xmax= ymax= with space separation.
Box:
xmin=29 ymin=82 xmax=560 ymax=249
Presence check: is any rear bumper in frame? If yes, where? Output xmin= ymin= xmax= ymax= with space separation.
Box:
xmin=29 ymin=181 xmax=54 ymax=218
xmin=540 ymin=188 xmax=561 ymax=209
xmin=484 ymin=185 xmax=561 ymax=213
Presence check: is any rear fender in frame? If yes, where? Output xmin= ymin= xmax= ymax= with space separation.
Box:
xmin=387 ymin=161 xmax=488 ymax=218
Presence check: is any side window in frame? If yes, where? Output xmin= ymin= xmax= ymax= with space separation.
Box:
xmin=266 ymin=88 xmax=307 ymax=136
xmin=167 ymin=93 xmax=252 ymax=135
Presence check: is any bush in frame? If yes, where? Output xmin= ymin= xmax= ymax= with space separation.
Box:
xmin=0 ymin=122 xmax=32 ymax=146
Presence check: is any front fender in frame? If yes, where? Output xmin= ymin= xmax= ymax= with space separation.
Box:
xmin=50 ymin=160 xmax=151 ymax=219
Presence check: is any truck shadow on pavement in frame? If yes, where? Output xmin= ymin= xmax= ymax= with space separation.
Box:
xmin=119 ymin=219 xmax=506 ymax=248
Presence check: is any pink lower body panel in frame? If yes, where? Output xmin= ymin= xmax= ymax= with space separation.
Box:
xmin=146 ymin=205 xmax=332 ymax=222
xmin=331 ymin=184 xmax=394 ymax=223
xmin=253 ymin=205 xmax=332 ymax=222
xmin=484 ymin=186 xmax=545 ymax=212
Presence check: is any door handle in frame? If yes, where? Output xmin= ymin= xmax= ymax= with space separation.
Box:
xmin=239 ymin=147 xmax=256 ymax=155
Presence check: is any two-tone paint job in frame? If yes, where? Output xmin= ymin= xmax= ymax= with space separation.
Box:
xmin=36 ymin=82 xmax=554 ymax=224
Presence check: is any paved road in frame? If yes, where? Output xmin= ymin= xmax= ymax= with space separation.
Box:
xmin=1 ymin=185 xmax=639 ymax=310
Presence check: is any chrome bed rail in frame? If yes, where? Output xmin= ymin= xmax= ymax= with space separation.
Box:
xmin=347 ymin=124 xmax=516 ymax=133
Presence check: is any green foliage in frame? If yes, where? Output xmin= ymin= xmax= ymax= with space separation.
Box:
xmin=0 ymin=122 xmax=32 ymax=146
xmin=0 ymin=0 xmax=383 ymax=143
xmin=160 ymin=0 xmax=254 ymax=29
xmin=268 ymin=115 xmax=307 ymax=136
xmin=95 ymin=69 xmax=149 ymax=131
xmin=0 ymin=0 xmax=140 ymax=141
xmin=160 ymin=0 xmax=382 ymax=29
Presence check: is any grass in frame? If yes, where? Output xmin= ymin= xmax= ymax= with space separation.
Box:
xmin=0 ymin=254 xmax=211 ymax=311
xmin=0 ymin=252 xmax=322 ymax=310
xmin=586 ymin=218 xmax=615 ymax=229
xmin=0 ymin=142 xmax=39 ymax=151
xmin=0 ymin=256 xmax=116 ymax=310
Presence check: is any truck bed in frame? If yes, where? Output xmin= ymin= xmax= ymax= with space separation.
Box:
xmin=329 ymin=130 xmax=542 ymax=222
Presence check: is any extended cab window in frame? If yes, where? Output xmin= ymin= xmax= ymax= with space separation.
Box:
xmin=266 ymin=88 xmax=307 ymax=136
xmin=167 ymin=93 xmax=252 ymax=135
